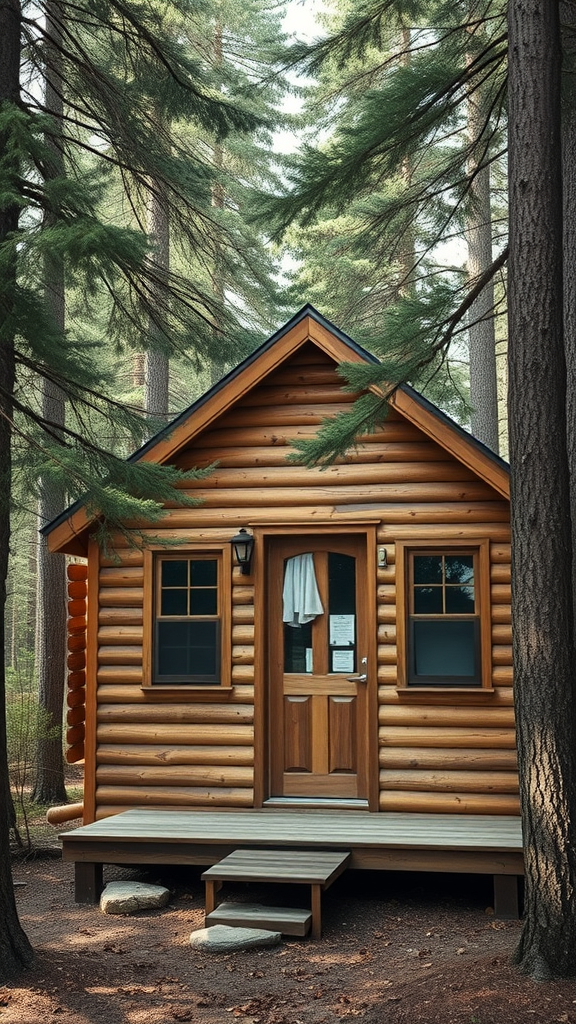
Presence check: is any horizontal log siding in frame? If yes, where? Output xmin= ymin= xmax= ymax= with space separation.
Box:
xmin=95 ymin=536 xmax=255 ymax=814
xmin=66 ymin=563 xmax=88 ymax=762
xmin=376 ymin=531 xmax=516 ymax=815
xmin=93 ymin=344 xmax=514 ymax=817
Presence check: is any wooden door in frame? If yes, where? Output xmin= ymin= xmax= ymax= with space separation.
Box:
xmin=268 ymin=534 xmax=370 ymax=803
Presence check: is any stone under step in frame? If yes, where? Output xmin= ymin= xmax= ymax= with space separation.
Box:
xmin=206 ymin=901 xmax=312 ymax=936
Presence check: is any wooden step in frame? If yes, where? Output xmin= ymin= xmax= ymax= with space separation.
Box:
xmin=201 ymin=849 xmax=351 ymax=885
xmin=202 ymin=849 xmax=351 ymax=939
xmin=206 ymin=901 xmax=312 ymax=936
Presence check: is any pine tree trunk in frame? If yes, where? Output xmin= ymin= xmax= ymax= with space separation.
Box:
xmin=210 ymin=20 xmax=225 ymax=387
xmin=0 ymin=0 xmax=35 ymax=980
xmin=210 ymin=144 xmax=226 ymax=387
xmin=466 ymin=28 xmax=499 ymax=452
xmin=397 ymin=25 xmax=416 ymax=299
xmin=33 ymin=380 xmax=67 ymax=805
xmin=145 ymin=188 xmax=170 ymax=418
xmin=508 ymin=0 xmax=576 ymax=979
xmin=561 ymin=1 xmax=576 ymax=640
xmin=32 ymin=0 xmax=68 ymax=806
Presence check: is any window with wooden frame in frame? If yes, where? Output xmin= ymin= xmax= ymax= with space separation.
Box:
xmin=143 ymin=547 xmax=231 ymax=688
xmin=396 ymin=540 xmax=492 ymax=690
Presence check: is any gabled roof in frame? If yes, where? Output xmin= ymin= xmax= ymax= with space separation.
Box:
xmin=44 ymin=304 xmax=510 ymax=554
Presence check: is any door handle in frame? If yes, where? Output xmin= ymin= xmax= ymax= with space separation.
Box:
xmin=347 ymin=657 xmax=367 ymax=683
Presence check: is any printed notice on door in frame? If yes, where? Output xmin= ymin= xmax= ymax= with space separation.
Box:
xmin=329 ymin=614 xmax=355 ymax=646
xmin=332 ymin=649 xmax=355 ymax=673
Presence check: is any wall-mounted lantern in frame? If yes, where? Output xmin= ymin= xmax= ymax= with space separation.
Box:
xmin=231 ymin=528 xmax=254 ymax=575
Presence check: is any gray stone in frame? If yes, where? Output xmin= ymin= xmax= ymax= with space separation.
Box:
xmin=100 ymin=881 xmax=170 ymax=915
xmin=189 ymin=924 xmax=282 ymax=952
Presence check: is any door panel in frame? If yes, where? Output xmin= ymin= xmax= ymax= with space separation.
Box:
xmin=268 ymin=534 xmax=370 ymax=802
xmin=329 ymin=697 xmax=356 ymax=773
xmin=284 ymin=697 xmax=312 ymax=772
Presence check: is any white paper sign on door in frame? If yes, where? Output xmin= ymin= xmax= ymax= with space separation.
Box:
xmin=332 ymin=649 xmax=354 ymax=673
xmin=329 ymin=614 xmax=355 ymax=646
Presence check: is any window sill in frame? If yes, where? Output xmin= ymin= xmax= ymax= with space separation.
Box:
xmin=140 ymin=685 xmax=235 ymax=702
xmin=395 ymin=686 xmax=496 ymax=704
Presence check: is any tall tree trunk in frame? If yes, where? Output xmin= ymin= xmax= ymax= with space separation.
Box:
xmin=32 ymin=0 xmax=67 ymax=806
xmin=210 ymin=139 xmax=225 ymax=387
xmin=561 ymin=2 xmax=576 ymax=670
xmin=209 ymin=19 xmax=226 ymax=387
xmin=145 ymin=187 xmax=170 ymax=419
xmin=466 ymin=22 xmax=499 ymax=452
xmin=397 ymin=25 xmax=416 ymax=300
xmin=508 ymin=0 xmax=576 ymax=979
xmin=0 ymin=0 xmax=35 ymax=980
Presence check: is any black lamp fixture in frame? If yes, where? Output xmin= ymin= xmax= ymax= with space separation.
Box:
xmin=231 ymin=528 xmax=254 ymax=575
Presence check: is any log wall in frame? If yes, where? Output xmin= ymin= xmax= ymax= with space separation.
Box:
xmin=66 ymin=562 xmax=88 ymax=763
xmin=89 ymin=343 xmax=516 ymax=819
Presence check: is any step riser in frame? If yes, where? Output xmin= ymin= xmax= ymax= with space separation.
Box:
xmin=206 ymin=902 xmax=311 ymax=937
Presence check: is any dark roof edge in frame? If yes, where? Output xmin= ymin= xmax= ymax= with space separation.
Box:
xmin=126 ymin=304 xmax=379 ymax=465
xmin=398 ymin=381 xmax=509 ymax=475
xmin=41 ymin=305 xmax=507 ymax=539
xmin=41 ymin=304 xmax=374 ymax=537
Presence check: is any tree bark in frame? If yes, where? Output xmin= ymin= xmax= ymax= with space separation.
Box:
xmin=145 ymin=187 xmax=170 ymax=419
xmin=209 ymin=19 xmax=226 ymax=387
xmin=466 ymin=66 xmax=499 ymax=452
xmin=561 ymin=1 xmax=576 ymax=660
xmin=33 ymin=0 xmax=68 ymax=806
xmin=508 ymin=0 xmax=576 ymax=979
xmin=0 ymin=0 xmax=35 ymax=980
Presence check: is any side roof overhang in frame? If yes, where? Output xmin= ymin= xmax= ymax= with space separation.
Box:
xmin=43 ymin=304 xmax=510 ymax=556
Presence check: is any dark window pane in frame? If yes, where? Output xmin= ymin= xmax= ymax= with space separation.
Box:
xmin=445 ymin=555 xmax=474 ymax=584
xmin=446 ymin=586 xmax=475 ymax=614
xmin=157 ymin=621 xmax=218 ymax=679
xmin=191 ymin=560 xmax=217 ymax=586
xmin=284 ymin=621 xmax=313 ymax=673
xmin=161 ymin=589 xmax=188 ymax=616
xmin=412 ymin=620 xmax=477 ymax=679
xmin=189 ymin=588 xmax=218 ymax=615
xmin=413 ymin=555 xmax=442 ymax=584
xmin=414 ymin=586 xmax=443 ymax=614
xmin=161 ymin=560 xmax=188 ymax=587
xmin=328 ymin=553 xmax=356 ymax=615
xmin=157 ymin=621 xmax=191 ymax=674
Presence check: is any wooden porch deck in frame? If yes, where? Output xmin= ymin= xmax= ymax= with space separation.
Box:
xmin=60 ymin=808 xmax=524 ymax=916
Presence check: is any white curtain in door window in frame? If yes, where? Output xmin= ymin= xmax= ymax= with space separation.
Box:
xmin=282 ymin=553 xmax=324 ymax=626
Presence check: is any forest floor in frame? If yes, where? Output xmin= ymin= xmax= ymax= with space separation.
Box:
xmin=5 ymin=853 xmax=576 ymax=1024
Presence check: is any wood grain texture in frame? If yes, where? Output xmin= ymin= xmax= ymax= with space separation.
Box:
xmin=95 ymin=786 xmax=254 ymax=807
xmin=61 ymin=807 xmax=521 ymax=846
xmin=96 ymin=723 xmax=254 ymax=745
xmin=379 ymin=791 xmax=520 ymax=815
xmin=96 ymin=765 xmax=253 ymax=787
xmin=96 ymin=744 xmax=254 ymax=766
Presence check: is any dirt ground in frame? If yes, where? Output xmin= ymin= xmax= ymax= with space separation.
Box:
xmin=4 ymin=855 xmax=576 ymax=1024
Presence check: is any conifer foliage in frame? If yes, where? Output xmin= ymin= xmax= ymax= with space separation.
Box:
xmin=269 ymin=0 xmax=507 ymax=442
xmin=272 ymin=0 xmax=576 ymax=979
xmin=0 ymin=0 xmax=283 ymax=980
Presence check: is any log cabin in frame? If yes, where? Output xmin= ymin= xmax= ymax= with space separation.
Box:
xmin=45 ymin=306 xmax=523 ymax=919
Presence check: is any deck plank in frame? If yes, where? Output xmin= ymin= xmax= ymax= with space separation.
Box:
xmin=61 ymin=808 xmax=524 ymax=907
xmin=61 ymin=808 xmax=523 ymax=853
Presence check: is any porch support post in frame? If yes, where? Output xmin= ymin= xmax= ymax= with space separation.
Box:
xmin=493 ymin=874 xmax=520 ymax=919
xmin=75 ymin=862 xmax=103 ymax=904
